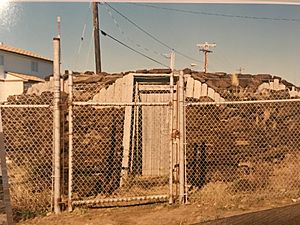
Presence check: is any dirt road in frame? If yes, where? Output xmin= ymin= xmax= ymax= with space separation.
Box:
xmin=198 ymin=203 xmax=300 ymax=225
xmin=17 ymin=200 xmax=300 ymax=225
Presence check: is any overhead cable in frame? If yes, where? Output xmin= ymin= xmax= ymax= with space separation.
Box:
xmin=129 ymin=3 xmax=300 ymax=22
xmin=103 ymin=3 xmax=166 ymax=58
xmin=104 ymin=2 xmax=201 ymax=62
xmin=101 ymin=30 xmax=169 ymax=68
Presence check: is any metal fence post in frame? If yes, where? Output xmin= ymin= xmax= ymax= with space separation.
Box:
xmin=178 ymin=70 xmax=185 ymax=204
xmin=184 ymin=74 xmax=188 ymax=203
xmin=169 ymin=63 xmax=174 ymax=204
xmin=53 ymin=37 xmax=61 ymax=214
xmin=68 ymin=71 xmax=73 ymax=212
xmin=174 ymin=75 xmax=179 ymax=199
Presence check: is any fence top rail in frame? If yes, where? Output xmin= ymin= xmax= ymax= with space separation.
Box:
xmin=186 ymin=98 xmax=300 ymax=106
xmin=0 ymin=104 xmax=51 ymax=108
xmin=72 ymin=102 xmax=170 ymax=106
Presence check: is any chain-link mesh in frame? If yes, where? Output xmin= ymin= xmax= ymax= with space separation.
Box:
xmin=73 ymin=83 xmax=105 ymax=102
xmin=72 ymin=106 xmax=125 ymax=198
xmin=185 ymin=100 xmax=300 ymax=207
xmin=70 ymin=78 xmax=172 ymax=206
xmin=71 ymin=103 xmax=171 ymax=205
xmin=1 ymin=106 xmax=53 ymax=216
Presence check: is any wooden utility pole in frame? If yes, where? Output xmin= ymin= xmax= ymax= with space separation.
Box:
xmin=197 ymin=42 xmax=216 ymax=73
xmin=93 ymin=2 xmax=102 ymax=73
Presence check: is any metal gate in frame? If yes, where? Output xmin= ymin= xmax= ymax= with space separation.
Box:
xmin=68 ymin=73 xmax=177 ymax=208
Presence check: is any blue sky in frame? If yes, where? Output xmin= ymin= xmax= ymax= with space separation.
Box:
xmin=1 ymin=2 xmax=300 ymax=84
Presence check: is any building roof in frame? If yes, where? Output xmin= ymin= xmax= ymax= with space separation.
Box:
xmin=0 ymin=43 xmax=52 ymax=62
xmin=7 ymin=72 xmax=45 ymax=82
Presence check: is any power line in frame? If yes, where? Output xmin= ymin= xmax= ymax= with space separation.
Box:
xmin=100 ymin=30 xmax=169 ymax=68
xmin=128 ymin=3 xmax=300 ymax=22
xmin=103 ymin=3 xmax=166 ymax=58
xmin=103 ymin=2 xmax=201 ymax=62
xmin=85 ymin=29 xmax=94 ymax=70
xmin=72 ymin=1 xmax=92 ymax=71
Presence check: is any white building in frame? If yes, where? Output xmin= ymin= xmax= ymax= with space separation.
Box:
xmin=0 ymin=43 xmax=51 ymax=102
xmin=0 ymin=42 xmax=53 ymax=79
xmin=0 ymin=71 xmax=44 ymax=102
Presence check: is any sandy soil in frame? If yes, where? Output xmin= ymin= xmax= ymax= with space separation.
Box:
xmin=17 ymin=198 xmax=298 ymax=225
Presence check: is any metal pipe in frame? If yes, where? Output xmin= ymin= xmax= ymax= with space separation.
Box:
xmin=135 ymin=83 xmax=140 ymax=174
xmin=73 ymin=102 xmax=170 ymax=106
xmin=53 ymin=37 xmax=61 ymax=214
xmin=184 ymin=86 xmax=188 ymax=202
xmin=169 ymin=91 xmax=174 ymax=205
xmin=0 ymin=105 xmax=50 ymax=108
xmin=185 ymin=97 xmax=300 ymax=106
xmin=169 ymin=51 xmax=175 ymax=204
xmin=174 ymin=79 xmax=179 ymax=199
xmin=72 ymin=195 xmax=168 ymax=206
xmin=68 ymin=71 xmax=73 ymax=212
xmin=178 ymin=70 xmax=185 ymax=204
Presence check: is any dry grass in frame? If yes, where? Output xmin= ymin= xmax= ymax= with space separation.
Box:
xmin=229 ymin=162 xmax=272 ymax=193
xmin=189 ymin=153 xmax=300 ymax=213
xmin=269 ymin=153 xmax=300 ymax=198
xmin=7 ymin=161 xmax=51 ymax=220
xmin=188 ymin=182 xmax=233 ymax=209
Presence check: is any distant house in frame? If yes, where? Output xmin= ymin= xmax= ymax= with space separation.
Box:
xmin=0 ymin=42 xmax=53 ymax=79
xmin=0 ymin=42 xmax=51 ymax=102
xmin=0 ymin=71 xmax=44 ymax=102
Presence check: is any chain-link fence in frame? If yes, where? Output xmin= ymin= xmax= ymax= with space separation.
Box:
xmin=69 ymin=76 xmax=173 ymax=207
xmin=70 ymin=103 xmax=171 ymax=206
xmin=1 ymin=102 xmax=53 ymax=218
xmin=2 ymin=70 xmax=300 ymax=222
xmin=185 ymin=100 xmax=300 ymax=208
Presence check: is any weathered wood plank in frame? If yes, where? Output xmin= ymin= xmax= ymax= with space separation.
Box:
xmin=121 ymin=74 xmax=134 ymax=184
xmin=207 ymin=87 xmax=215 ymax=100
xmin=201 ymin=83 xmax=208 ymax=96
xmin=106 ymin=84 xmax=115 ymax=103
xmin=214 ymin=92 xmax=221 ymax=102
xmin=194 ymin=81 xmax=202 ymax=99
xmin=186 ymin=77 xmax=195 ymax=98
xmin=114 ymin=78 xmax=122 ymax=102
xmin=140 ymin=85 xmax=170 ymax=176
